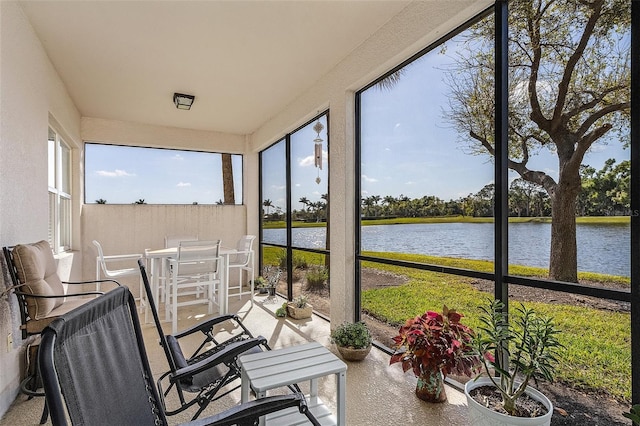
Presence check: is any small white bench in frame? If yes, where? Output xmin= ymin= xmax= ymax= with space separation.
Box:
xmin=239 ymin=342 xmax=347 ymax=425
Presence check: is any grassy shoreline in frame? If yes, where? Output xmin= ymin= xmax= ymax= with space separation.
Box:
xmin=262 ymin=246 xmax=630 ymax=401
xmin=357 ymin=254 xmax=630 ymax=402
xmin=262 ymin=215 xmax=630 ymax=229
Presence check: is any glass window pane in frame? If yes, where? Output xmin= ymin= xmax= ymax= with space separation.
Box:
xmin=60 ymin=142 xmax=71 ymax=194
xmin=261 ymin=140 xmax=286 ymax=245
xmin=506 ymin=1 xmax=631 ymax=287
xmin=359 ymin=17 xmax=494 ymax=271
xmin=294 ymin=250 xmax=329 ymax=314
xmin=60 ymin=195 xmax=71 ymax=249
xmin=48 ymin=128 xmax=56 ymax=189
xmin=291 ymin=115 xmax=328 ymax=249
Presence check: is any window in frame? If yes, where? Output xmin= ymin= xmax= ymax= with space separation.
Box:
xmin=48 ymin=127 xmax=72 ymax=252
xmin=356 ymin=0 xmax=635 ymax=412
xmin=84 ymin=143 xmax=243 ymax=205
xmin=260 ymin=112 xmax=330 ymax=305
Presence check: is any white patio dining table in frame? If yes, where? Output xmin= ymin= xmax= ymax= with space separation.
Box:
xmin=144 ymin=246 xmax=237 ymax=318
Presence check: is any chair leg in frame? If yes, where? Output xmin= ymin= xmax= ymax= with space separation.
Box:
xmin=172 ymin=275 xmax=178 ymax=334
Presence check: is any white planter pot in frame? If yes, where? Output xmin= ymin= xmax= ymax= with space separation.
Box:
xmin=465 ymin=377 xmax=553 ymax=426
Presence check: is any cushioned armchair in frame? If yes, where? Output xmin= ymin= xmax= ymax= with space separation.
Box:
xmin=3 ymin=240 xmax=120 ymax=339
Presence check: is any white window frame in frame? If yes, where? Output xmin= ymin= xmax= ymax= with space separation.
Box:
xmin=48 ymin=127 xmax=72 ymax=253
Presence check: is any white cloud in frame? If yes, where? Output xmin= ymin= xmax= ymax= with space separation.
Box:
xmin=362 ymin=174 xmax=378 ymax=183
xmin=176 ymin=182 xmax=191 ymax=187
xmin=172 ymin=154 xmax=184 ymax=161
xmin=96 ymin=169 xmax=135 ymax=177
xmin=298 ymin=150 xmax=328 ymax=167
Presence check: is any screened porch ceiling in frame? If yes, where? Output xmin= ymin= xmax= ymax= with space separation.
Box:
xmin=18 ymin=0 xmax=414 ymax=136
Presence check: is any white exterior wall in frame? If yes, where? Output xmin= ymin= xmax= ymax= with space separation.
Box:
xmin=0 ymin=1 xmax=82 ymax=414
xmin=249 ymin=0 xmax=491 ymax=326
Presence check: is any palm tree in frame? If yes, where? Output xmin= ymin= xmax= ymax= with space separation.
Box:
xmin=263 ymin=199 xmax=273 ymax=216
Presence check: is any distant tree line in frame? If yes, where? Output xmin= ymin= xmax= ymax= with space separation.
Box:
xmin=263 ymin=158 xmax=629 ymax=221
xmin=359 ymin=158 xmax=628 ymax=219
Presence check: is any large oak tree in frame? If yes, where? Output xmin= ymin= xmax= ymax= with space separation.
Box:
xmin=444 ymin=0 xmax=630 ymax=282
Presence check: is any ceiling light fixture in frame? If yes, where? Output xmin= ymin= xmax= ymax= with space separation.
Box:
xmin=173 ymin=93 xmax=195 ymax=110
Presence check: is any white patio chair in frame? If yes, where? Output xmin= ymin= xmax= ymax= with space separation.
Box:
xmin=93 ymin=239 xmax=143 ymax=298
xmin=164 ymin=234 xmax=198 ymax=248
xmin=226 ymin=235 xmax=256 ymax=300
xmin=167 ymin=240 xmax=222 ymax=333
xmin=157 ymin=235 xmax=199 ymax=302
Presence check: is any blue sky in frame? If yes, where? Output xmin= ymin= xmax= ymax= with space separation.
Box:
xmin=359 ymin=36 xmax=628 ymax=203
xmin=261 ymin=115 xmax=329 ymax=213
xmin=85 ymin=144 xmax=243 ymax=204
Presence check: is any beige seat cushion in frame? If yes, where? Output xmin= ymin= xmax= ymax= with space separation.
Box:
xmin=12 ymin=240 xmax=66 ymax=320
xmin=24 ymin=298 xmax=90 ymax=335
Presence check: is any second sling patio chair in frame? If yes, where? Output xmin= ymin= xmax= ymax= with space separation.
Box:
xmin=39 ymin=286 xmax=321 ymax=426
xmin=138 ymin=259 xmax=276 ymax=420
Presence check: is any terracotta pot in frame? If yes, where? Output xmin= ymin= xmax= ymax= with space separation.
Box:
xmin=415 ymin=369 xmax=447 ymax=403
xmin=336 ymin=344 xmax=371 ymax=362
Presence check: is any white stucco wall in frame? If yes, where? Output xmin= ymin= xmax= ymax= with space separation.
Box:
xmin=81 ymin=204 xmax=247 ymax=296
xmin=0 ymin=1 xmax=82 ymax=415
xmin=249 ymin=0 xmax=492 ymax=326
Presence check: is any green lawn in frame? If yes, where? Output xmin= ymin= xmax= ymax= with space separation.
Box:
xmin=260 ymin=246 xmax=632 ymax=402
xmin=359 ymin=254 xmax=631 ymax=402
xmin=262 ymin=215 xmax=631 ymax=228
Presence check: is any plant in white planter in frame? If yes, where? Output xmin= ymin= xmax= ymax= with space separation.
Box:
xmin=466 ymin=299 xmax=563 ymax=425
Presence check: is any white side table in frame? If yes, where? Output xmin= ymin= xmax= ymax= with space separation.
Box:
xmin=239 ymin=342 xmax=347 ymax=425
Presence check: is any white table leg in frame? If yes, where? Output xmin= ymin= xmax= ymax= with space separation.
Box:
xmin=310 ymin=377 xmax=319 ymax=405
xmin=241 ymin=369 xmax=250 ymax=403
xmin=336 ymin=370 xmax=346 ymax=426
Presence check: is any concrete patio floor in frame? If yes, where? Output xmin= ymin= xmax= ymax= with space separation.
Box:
xmin=0 ymin=292 xmax=471 ymax=425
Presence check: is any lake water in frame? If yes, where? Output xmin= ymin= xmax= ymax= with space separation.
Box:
xmin=263 ymin=222 xmax=631 ymax=277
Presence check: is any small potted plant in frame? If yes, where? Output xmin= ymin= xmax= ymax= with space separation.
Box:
xmin=286 ymin=295 xmax=313 ymax=319
xmin=262 ymin=266 xmax=281 ymax=297
xmin=465 ymin=299 xmax=563 ymax=425
xmin=253 ymin=276 xmax=268 ymax=294
xmin=275 ymin=302 xmax=287 ymax=318
xmin=390 ymin=305 xmax=480 ymax=403
xmin=330 ymin=321 xmax=372 ymax=362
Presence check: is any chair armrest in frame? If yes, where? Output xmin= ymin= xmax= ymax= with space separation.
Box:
xmin=63 ymin=279 xmax=121 ymax=287
xmin=170 ymin=337 xmax=267 ymax=382
xmin=172 ymin=314 xmax=240 ymax=339
xmin=15 ymin=290 xmax=104 ymax=299
xmin=15 ymin=280 xmax=120 ymax=299
xmin=99 ymin=254 xmax=143 ymax=262
xmin=182 ymin=393 xmax=321 ymax=426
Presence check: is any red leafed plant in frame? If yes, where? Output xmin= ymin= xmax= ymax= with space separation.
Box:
xmin=390 ymin=305 xmax=481 ymax=379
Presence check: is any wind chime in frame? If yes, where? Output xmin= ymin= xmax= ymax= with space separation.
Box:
xmin=313 ymin=119 xmax=324 ymax=184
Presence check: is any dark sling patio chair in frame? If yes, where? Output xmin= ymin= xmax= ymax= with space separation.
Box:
xmin=39 ymin=286 xmax=321 ymax=426
xmin=138 ymin=259 xmax=299 ymax=420
xmin=3 ymin=242 xmax=120 ymax=424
